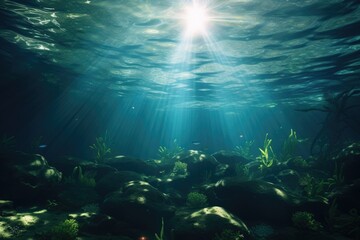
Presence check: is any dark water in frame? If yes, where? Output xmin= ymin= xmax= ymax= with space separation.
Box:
xmin=0 ymin=1 xmax=360 ymax=239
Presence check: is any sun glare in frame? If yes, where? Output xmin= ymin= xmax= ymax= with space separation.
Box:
xmin=183 ymin=2 xmax=209 ymax=37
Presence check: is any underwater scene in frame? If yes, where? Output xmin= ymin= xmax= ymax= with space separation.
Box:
xmin=1 ymin=0 xmax=360 ymax=239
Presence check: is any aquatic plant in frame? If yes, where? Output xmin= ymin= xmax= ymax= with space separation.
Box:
xmin=172 ymin=161 xmax=188 ymax=176
xmin=299 ymin=169 xmax=344 ymax=200
xmin=280 ymin=129 xmax=306 ymax=162
xmin=213 ymin=229 xmax=244 ymax=240
xmin=235 ymin=163 xmax=251 ymax=180
xmin=158 ymin=139 xmax=184 ymax=163
xmin=155 ymin=218 xmax=165 ymax=240
xmin=0 ymin=134 xmax=16 ymax=153
xmin=89 ymin=132 xmax=111 ymax=163
xmin=186 ymin=192 xmax=208 ymax=208
xmin=257 ymin=133 xmax=276 ymax=170
xmin=51 ymin=219 xmax=79 ymax=240
xmin=65 ymin=166 xmax=96 ymax=187
xmin=326 ymin=161 xmax=345 ymax=188
xmin=299 ymin=174 xmax=328 ymax=199
xmin=289 ymin=156 xmax=310 ymax=168
xmin=292 ymin=211 xmax=322 ymax=231
xmin=234 ymin=140 xmax=254 ymax=159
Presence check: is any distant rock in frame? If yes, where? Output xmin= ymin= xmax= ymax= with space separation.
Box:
xmin=172 ymin=206 xmax=250 ymax=240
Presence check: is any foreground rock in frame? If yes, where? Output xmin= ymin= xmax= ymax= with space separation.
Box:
xmin=0 ymin=152 xmax=62 ymax=204
xmin=172 ymin=206 xmax=250 ymax=240
xmin=208 ymin=178 xmax=325 ymax=224
xmin=101 ymin=180 xmax=175 ymax=231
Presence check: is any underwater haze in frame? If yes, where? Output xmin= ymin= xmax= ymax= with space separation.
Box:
xmin=1 ymin=0 xmax=360 ymax=239
xmin=0 ymin=0 xmax=359 ymax=158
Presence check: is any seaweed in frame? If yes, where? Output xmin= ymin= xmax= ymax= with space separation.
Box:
xmin=280 ymin=129 xmax=307 ymax=162
xmin=257 ymin=133 xmax=276 ymax=170
xmin=292 ymin=211 xmax=322 ymax=231
xmin=50 ymin=219 xmax=79 ymax=240
xmin=155 ymin=218 xmax=165 ymax=240
xmin=234 ymin=140 xmax=255 ymax=160
xmin=171 ymin=161 xmax=188 ymax=176
xmin=186 ymin=192 xmax=208 ymax=208
xmin=157 ymin=139 xmax=184 ymax=163
xmin=89 ymin=132 xmax=111 ymax=163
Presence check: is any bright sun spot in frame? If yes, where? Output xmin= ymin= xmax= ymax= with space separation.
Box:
xmin=183 ymin=2 xmax=209 ymax=37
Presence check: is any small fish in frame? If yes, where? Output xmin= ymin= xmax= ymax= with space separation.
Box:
xmin=192 ymin=141 xmax=201 ymax=146
xmin=38 ymin=144 xmax=47 ymax=148
xmin=239 ymin=134 xmax=244 ymax=138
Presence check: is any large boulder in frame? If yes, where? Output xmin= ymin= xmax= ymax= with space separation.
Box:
xmin=208 ymin=178 xmax=322 ymax=223
xmin=101 ymin=181 xmax=175 ymax=231
xmin=172 ymin=206 xmax=250 ymax=240
xmin=0 ymin=152 xmax=62 ymax=204
xmin=50 ymin=156 xmax=117 ymax=180
xmin=96 ymin=171 xmax=144 ymax=196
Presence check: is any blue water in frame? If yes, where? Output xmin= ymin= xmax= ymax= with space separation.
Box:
xmin=0 ymin=0 xmax=360 ymax=159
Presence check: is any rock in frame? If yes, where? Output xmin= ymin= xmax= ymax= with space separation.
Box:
xmin=209 ymin=178 xmax=327 ymax=224
xmin=58 ymin=186 xmax=99 ymax=210
xmin=209 ymin=178 xmax=295 ymax=223
xmin=0 ymin=152 xmax=62 ymax=204
xmin=101 ymin=181 xmax=175 ymax=231
xmin=104 ymin=156 xmax=159 ymax=175
xmin=172 ymin=206 xmax=250 ymax=240
xmin=178 ymin=150 xmax=219 ymax=183
xmin=96 ymin=171 xmax=144 ymax=196
xmin=50 ymin=156 xmax=117 ymax=180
